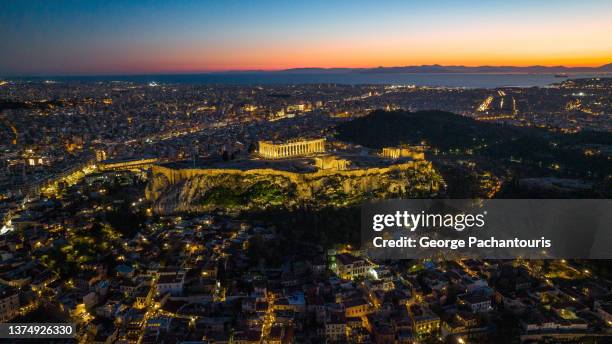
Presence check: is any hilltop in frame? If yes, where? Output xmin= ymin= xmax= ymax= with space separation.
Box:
xmin=336 ymin=110 xmax=612 ymax=197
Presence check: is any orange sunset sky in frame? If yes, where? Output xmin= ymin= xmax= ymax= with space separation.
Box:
xmin=1 ymin=0 xmax=610 ymax=75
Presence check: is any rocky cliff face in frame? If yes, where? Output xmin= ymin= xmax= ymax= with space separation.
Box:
xmin=146 ymin=161 xmax=442 ymax=214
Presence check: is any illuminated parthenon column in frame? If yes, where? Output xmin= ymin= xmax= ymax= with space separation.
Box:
xmin=258 ymin=138 xmax=326 ymax=159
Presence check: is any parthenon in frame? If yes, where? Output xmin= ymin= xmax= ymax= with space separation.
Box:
xmin=258 ymin=138 xmax=326 ymax=159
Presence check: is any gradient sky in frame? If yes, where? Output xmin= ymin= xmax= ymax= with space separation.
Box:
xmin=1 ymin=0 xmax=611 ymax=75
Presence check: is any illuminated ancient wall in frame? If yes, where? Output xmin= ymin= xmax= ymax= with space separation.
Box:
xmin=381 ymin=147 xmax=425 ymax=160
xmin=145 ymin=159 xmax=437 ymax=206
xmin=314 ymin=156 xmax=350 ymax=171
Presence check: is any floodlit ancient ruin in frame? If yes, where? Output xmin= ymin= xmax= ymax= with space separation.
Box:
xmin=257 ymin=138 xmax=326 ymax=159
xmin=145 ymin=138 xmax=441 ymax=214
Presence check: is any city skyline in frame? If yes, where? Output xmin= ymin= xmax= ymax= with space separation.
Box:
xmin=1 ymin=2 xmax=611 ymax=342
xmin=1 ymin=0 xmax=611 ymax=76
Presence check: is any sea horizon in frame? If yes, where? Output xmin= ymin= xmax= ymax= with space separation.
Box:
xmin=2 ymin=72 xmax=609 ymax=88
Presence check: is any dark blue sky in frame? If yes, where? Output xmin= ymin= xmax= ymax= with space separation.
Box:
xmin=1 ymin=0 xmax=610 ymax=75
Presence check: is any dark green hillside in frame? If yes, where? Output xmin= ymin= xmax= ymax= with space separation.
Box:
xmin=336 ymin=110 xmax=611 ymax=196
xmin=336 ymin=109 xmax=521 ymax=150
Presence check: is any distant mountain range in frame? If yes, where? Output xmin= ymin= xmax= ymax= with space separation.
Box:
xmin=276 ymin=63 xmax=612 ymax=74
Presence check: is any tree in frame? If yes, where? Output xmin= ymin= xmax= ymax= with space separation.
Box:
xmin=248 ymin=142 xmax=257 ymax=154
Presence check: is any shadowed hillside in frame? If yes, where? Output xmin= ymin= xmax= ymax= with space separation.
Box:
xmin=336 ymin=110 xmax=611 ymax=197
xmin=336 ymin=109 xmax=522 ymax=150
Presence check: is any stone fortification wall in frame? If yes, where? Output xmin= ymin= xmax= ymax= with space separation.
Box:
xmin=145 ymin=161 xmax=440 ymax=214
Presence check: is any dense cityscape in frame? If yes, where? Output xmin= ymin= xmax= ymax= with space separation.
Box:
xmin=2 ymin=0 xmax=612 ymax=342
xmin=2 ymin=78 xmax=611 ymax=198
xmin=0 ymin=76 xmax=611 ymax=343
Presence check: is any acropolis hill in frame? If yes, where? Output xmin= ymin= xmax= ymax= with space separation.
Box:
xmin=145 ymin=138 xmax=441 ymax=214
